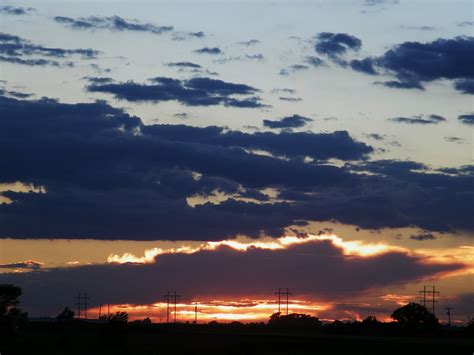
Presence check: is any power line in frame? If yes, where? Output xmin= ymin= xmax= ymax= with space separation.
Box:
xmin=76 ymin=292 xmax=81 ymax=319
xmin=275 ymin=288 xmax=292 ymax=315
xmin=75 ymin=292 xmax=90 ymax=319
xmin=164 ymin=291 xmax=180 ymax=323
xmin=419 ymin=285 xmax=439 ymax=315
xmin=84 ymin=293 xmax=89 ymax=319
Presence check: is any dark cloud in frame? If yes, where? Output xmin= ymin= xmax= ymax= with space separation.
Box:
xmin=315 ymin=32 xmax=362 ymax=58
xmin=82 ymin=76 xmax=114 ymax=84
xmin=237 ymin=39 xmax=260 ymax=46
xmin=167 ymin=62 xmax=202 ymax=69
xmin=1 ymin=96 xmax=473 ymax=240
xmin=338 ymin=160 xmax=474 ymax=232
xmin=0 ymin=6 xmax=34 ymax=15
xmin=0 ymin=95 xmax=374 ymax=240
xmin=271 ymin=88 xmax=296 ymax=95
xmin=457 ymin=21 xmax=474 ymax=27
xmin=0 ymin=87 xmax=33 ymax=99
xmin=215 ymin=54 xmax=264 ymax=64
xmin=0 ymin=55 xmax=68 ymax=67
xmin=0 ymin=32 xmax=98 ymax=67
xmin=143 ymin=125 xmax=371 ymax=161
xmin=364 ymin=133 xmax=385 ymax=141
xmin=172 ymin=31 xmax=205 ymax=40
xmin=263 ymin=114 xmax=313 ymax=129
xmin=350 ymin=58 xmax=377 ymax=75
xmin=89 ymin=63 xmax=111 ymax=74
xmin=458 ymin=113 xmax=474 ymax=125
xmin=410 ymin=231 xmax=437 ymax=241
xmin=86 ymin=76 xmax=264 ymax=108
xmin=166 ymin=62 xmax=218 ymax=76
xmin=195 ymin=47 xmax=222 ymax=55
xmin=279 ymin=64 xmax=309 ymax=76
xmin=438 ymin=165 xmax=474 ymax=176
xmin=401 ymin=25 xmax=436 ymax=31
xmin=174 ymin=112 xmax=189 ymax=119
xmin=388 ymin=114 xmax=446 ymax=125
xmin=454 ymin=79 xmax=474 ymax=94
xmin=376 ymin=80 xmax=424 ymax=90
xmin=354 ymin=36 xmax=474 ymax=93
xmin=0 ymin=238 xmax=462 ymax=316
xmin=444 ymin=136 xmax=464 ymax=144
xmin=54 ymin=15 xmax=173 ymax=35
xmin=305 ymin=56 xmax=325 ymax=67
xmin=279 ymin=97 xmax=302 ymax=102
xmin=0 ymin=260 xmax=42 ymax=270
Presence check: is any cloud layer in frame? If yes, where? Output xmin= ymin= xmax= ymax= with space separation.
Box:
xmin=54 ymin=15 xmax=173 ymax=35
xmin=86 ymin=76 xmax=264 ymax=108
xmin=0 ymin=95 xmax=473 ymax=240
xmin=0 ymin=32 xmax=98 ymax=67
xmin=0 ymin=237 xmax=463 ymax=316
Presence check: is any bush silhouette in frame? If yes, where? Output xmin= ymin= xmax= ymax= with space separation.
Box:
xmin=268 ymin=312 xmax=322 ymax=328
xmin=56 ymin=307 xmax=74 ymax=322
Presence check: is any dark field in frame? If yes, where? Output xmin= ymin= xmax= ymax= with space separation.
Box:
xmin=1 ymin=322 xmax=473 ymax=355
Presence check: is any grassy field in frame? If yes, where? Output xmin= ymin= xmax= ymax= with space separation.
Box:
xmin=1 ymin=322 xmax=473 ymax=355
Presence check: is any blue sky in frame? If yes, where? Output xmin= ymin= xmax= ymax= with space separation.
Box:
xmin=1 ymin=0 xmax=473 ymax=166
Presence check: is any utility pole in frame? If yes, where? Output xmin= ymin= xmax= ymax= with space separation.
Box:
xmin=98 ymin=304 xmax=102 ymax=319
xmin=164 ymin=291 xmax=180 ymax=323
xmin=445 ymin=307 xmax=452 ymax=326
xmin=84 ymin=293 xmax=89 ymax=320
xmin=194 ymin=301 xmax=198 ymax=324
xmin=419 ymin=285 xmax=439 ymax=315
xmin=76 ymin=292 xmax=90 ymax=319
xmin=76 ymin=292 xmax=82 ymax=319
xmin=275 ymin=288 xmax=293 ymax=315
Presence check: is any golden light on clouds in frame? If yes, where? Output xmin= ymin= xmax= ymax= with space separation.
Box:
xmin=87 ymin=298 xmax=333 ymax=323
xmin=0 ymin=181 xmax=46 ymax=204
xmin=106 ymin=233 xmax=403 ymax=264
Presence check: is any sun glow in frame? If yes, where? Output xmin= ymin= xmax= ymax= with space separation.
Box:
xmin=86 ymin=298 xmax=333 ymax=323
xmin=107 ymin=233 xmax=400 ymax=264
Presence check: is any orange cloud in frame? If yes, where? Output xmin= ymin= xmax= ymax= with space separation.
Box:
xmin=87 ymin=298 xmax=332 ymax=323
xmin=107 ymin=233 xmax=404 ymax=264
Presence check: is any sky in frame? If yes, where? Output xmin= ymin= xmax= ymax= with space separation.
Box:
xmin=0 ymin=0 xmax=473 ymax=324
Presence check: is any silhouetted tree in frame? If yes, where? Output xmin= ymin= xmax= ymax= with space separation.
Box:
xmin=362 ymin=316 xmax=378 ymax=325
xmin=0 ymin=284 xmax=27 ymax=333
xmin=268 ymin=312 xmax=322 ymax=328
xmin=56 ymin=307 xmax=74 ymax=322
xmin=109 ymin=311 xmax=129 ymax=324
xmin=391 ymin=302 xmax=438 ymax=332
xmin=466 ymin=318 xmax=474 ymax=336
xmin=0 ymin=284 xmax=22 ymax=316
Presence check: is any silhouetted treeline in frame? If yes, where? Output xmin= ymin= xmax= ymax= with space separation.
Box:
xmin=1 ymin=284 xmax=473 ymax=355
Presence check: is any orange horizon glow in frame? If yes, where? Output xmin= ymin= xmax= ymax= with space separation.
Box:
xmin=82 ymin=296 xmax=459 ymax=324
xmin=86 ymin=298 xmax=334 ymax=323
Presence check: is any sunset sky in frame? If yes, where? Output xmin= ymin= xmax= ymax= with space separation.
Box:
xmin=0 ymin=0 xmax=473 ymax=324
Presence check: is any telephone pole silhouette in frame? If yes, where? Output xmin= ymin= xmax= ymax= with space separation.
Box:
xmin=419 ymin=285 xmax=439 ymax=315
xmin=445 ymin=307 xmax=452 ymax=326
xmin=194 ymin=301 xmax=198 ymax=324
xmin=75 ymin=292 xmax=90 ymax=319
xmin=164 ymin=291 xmax=180 ymax=323
xmin=275 ymin=288 xmax=292 ymax=315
